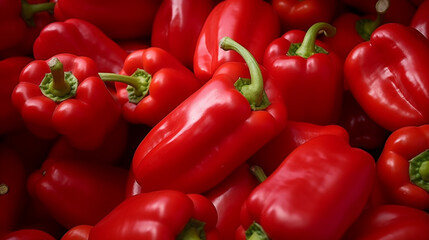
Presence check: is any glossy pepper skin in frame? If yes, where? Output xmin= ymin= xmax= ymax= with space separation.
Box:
xmin=88 ymin=190 xmax=220 ymax=240
xmin=1 ymin=229 xmax=56 ymax=240
xmin=99 ymin=48 xmax=201 ymax=127
xmin=151 ymin=0 xmax=215 ymax=70
xmin=60 ymin=225 xmax=92 ymax=240
xmin=27 ymin=157 xmax=128 ymax=229
xmin=132 ymin=37 xmax=287 ymax=193
xmin=11 ymin=53 xmax=121 ymax=150
xmin=342 ymin=205 xmax=429 ymax=240
xmin=345 ymin=23 xmax=429 ymax=132
xmin=376 ymin=124 xmax=429 ymax=210
xmin=193 ymin=0 xmax=280 ymax=83
xmin=33 ymin=18 xmax=128 ymax=73
xmin=263 ymin=22 xmax=343 ymax=125
xmin=239 ymin=135 xmax=376 ymax=240
xmin=52 ymin=0 xmax=161 ymax=40
xmin=410 ymin=0 xmax=429 ymax=39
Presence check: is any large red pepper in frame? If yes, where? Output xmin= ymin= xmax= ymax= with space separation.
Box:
xmin=52 ymin=0 xmax=161 ymax=40
xmin=238 ymin=135 xmax=375 ymax=240
xmin=0 ymin=56 xmax=32 ymax=135
xmin=33 ymin=18 xmax=128 ymax=73
xmin=410 ymin=0 xmax=429 ymax=38
xmin=11 ymin=53 xmax=121 ymax=150
xmin=27 ymin=157 xmax=128 ymax=229
xmin=132 ymin=37 xmax=287 ymax=193
xmin=345 ymin=23 xmax=429 ymax=131
xmin=99 ymin=48 xmax=201 ymax=127
xmin=151 ymin=0 xmax=215 ymax=70
xmin=88 ymin=190 xmax=220 ymax=240
xmin=193 ymin=0 xmax=280 ymax=83
xmin=263 ymin=22 xmax=343 ymax=125
xmin=376 ymin=124 xmax=429 ymax=210
xmin=342 ymin=205 xmax=429 ymax=239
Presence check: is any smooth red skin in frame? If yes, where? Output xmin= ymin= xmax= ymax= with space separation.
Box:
xmin=376 ymin=124 xmax=429 ymax=210
xmin=27 ymin=158 xmax=128 ymax=229
xmin=12 ymin=53 xmax=122 ymax=150
xmin=0 ymin=145 xmax=27 ymax=236
xmin=263 ymin=30 xmax=343 ymax=125
xmin=0 ymin=229 xmax=56 ymax=240
xmin=52 ymin=0 xmax=161 ymax=40
xmin=248 ymin=120 xmax=350 ymax=176
xmin=33 ymin=18 xmax=128 ymax=73
xmin=240 ymin=135 xmax=376 ymax=240
xmin=338 ymin=91 xmax=390 ymax=150
xmin=88 ymin=190 xmax=218 ymax=240
xmin=151 ymin=0 xmax=215 ymax=70
xmin=60 ymin=225 xmax=93 ymax=240
xmin=204 ymin=163 xmax=259 ymax=240
xmin=117 ymin=48 xmax=201 ymax=127
xmin=345 ymin=23 xmax=429 ymax=132
xmin=341 ymin=205 xmax=429 ymax=240
xmin=132 ymin=62 xmax=287 ymax=193
xmin=0 ymin=57 xmax=32 ymax=135
xmin=410 ymin=0 xmax=429 ymax=39
xmin=341 ymin=0 xmax=416 ymax=25
xmin=193 ymin=0 xmax=280 ymax=83
xmin=272 ymin=0 xmax=338 ymax=31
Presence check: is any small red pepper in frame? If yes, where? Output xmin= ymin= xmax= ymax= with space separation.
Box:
xmin=99 ymin=48 xmax=201 ymax=127
xmin=239 ymin=135 xmax=375 ymax=240
xmin=376 ymin=124 xmax=429 ymax=210
xmin=60 ymin=225 xmax=92 ymax=240
xmin=1 ymin=229 xmax=56 ymax=240
xmin=132 ymin=37 xmax=286 ymax=193
xmin=345 ymin=23 xmax=429 ymax=131
xmin=193 ymin=0 xmax=280 ymax=83
xmin=88 ymin=190 xmax=220 ymax=240
xmin=410 ymin=0 xmax=429 ymax=38
xmin=11 ymin=54 xmax=121 ymax=150
xmin=33 ymin=18 xmax=128 ymax=73
xmin=263 ymin=22 xmax=343 ymax=125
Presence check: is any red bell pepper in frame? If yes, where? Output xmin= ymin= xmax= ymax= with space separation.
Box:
xmin=33 ymin=18 xmax=128 ymax=73
xmin=410 ymin=0 xmax=429 ymax=38
xmin=60 ymin=225 xmax=92 ymax=240
xmin=271 ymin=0 xmax=339 ymax=32
xmin=342 ymin=205 xmax=429 ymax=240
xmin=204 ymin=163 xmax=259 ymax=240
xmin=132 ymin=37 xmax=287 ymax=193
xmin=11 ymin=53 xmax=122 ymax=150
xmin=0 ymin=56 xmax=32 ymax=135
xmin=88 ymin=190 xmax=220 ymax=240
xmin=248 ymin=120 xmax=350 ymax=176
xmin=193 ymin=0 xmax=280 ymax=83
xmin=151 ymin=0 xmax=215 ymax=70
xmin=345 ymin=23 xmax=429 ymax=131
xmin=376 ymin=124 xmax=429 ymax=210
xmin=238 ymin=135 xmax=376 ymax=240
xmin=1 ymin=229 xmax=56 ymax=240
xmin=52 ymin=0 xmax=161 ymax=40
xmin=263 ymin=22 xmax=343 ymax=125
xmin=99 ymin=48 xmax=201 ymax=127
xmin=27 ymin=157 xmax=128 ymax=229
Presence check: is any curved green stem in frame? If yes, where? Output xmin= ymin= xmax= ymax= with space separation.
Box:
xmin=245 ymin=222 xmax=269 ymax=240
xmin=48 ymin=58 xmax=70 ymax=95
xmin=294 ymin=22 xmax=336 ymax=58
xmin=177 ymin=219 xmax=205 ymax=240
xmin=219 ymin=37 xmax=270 ymax=110
xmin=250 ymin=165 xmax=268 ymax=183
xmin=356 ymin=0 xmax=389 ymax=41
xmin=409 ymin=149 xmax=429 ymax=192
xmin=21 ymin=0 xmax=55 ymax=27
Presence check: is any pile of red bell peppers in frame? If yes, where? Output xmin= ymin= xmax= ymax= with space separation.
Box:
xmin=2 ymin=0 xmax=429 ymax=239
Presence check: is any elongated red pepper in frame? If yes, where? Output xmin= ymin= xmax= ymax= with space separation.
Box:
xmin=342 ymin=205 xmax=429 ymax=240
xmin=52 ymin=0 xmax=161 ymax=40
xmin=99 ymin=48 xmax=201 ymax=127
xmin=410 ymin=0 xmax=429 ymax=38
xmin=193 ymin=0 xmax=280 ymax=83
xmin=27 ymin=157 xmax=128 ymax=229
xmin=151 ymin=0 xmax=215 ymax=70
xmin=88 ymin=190 xmax=220 ymax=240
xmin=376 ymin=124 xmax=429 ymax=210
xmin=33 ymin=18 xmax=128 ymax=73
xmin=132 ymin=37 xmax=287 ymax=193
xmin=263 ymin=22 xmax=343 ymax=125
xmin=239 ymin=135 xmax=375 ymax=240
xmin=11 ymin=54 xmax=121 ymax=150
xmin=345 ymin=23 xmax=429 ymax=131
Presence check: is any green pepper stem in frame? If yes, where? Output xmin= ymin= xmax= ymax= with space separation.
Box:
xmin=359 ymin=0 xmax=389 ymax=40
xmin=176 ymin=219 xmax=205 ymax=240
xmin=419 ymin=161 xmax=429 ymax=182
xmin=250 ymin=165 xmax=268 ymax=183
xmin=219 ymin=36 xmax=264 ymax=108
xmin=21 ymin=0 xmax=55 ymax=27
xmin=295 ymin=22 xmax=336 ymax=58
xmin=48 ymin=57 xmax=71 ymax=96
xmin=0 ymin=183 xmax=9 ymax=195
xmin=99 ymin=73 xmax=144 ymax=97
